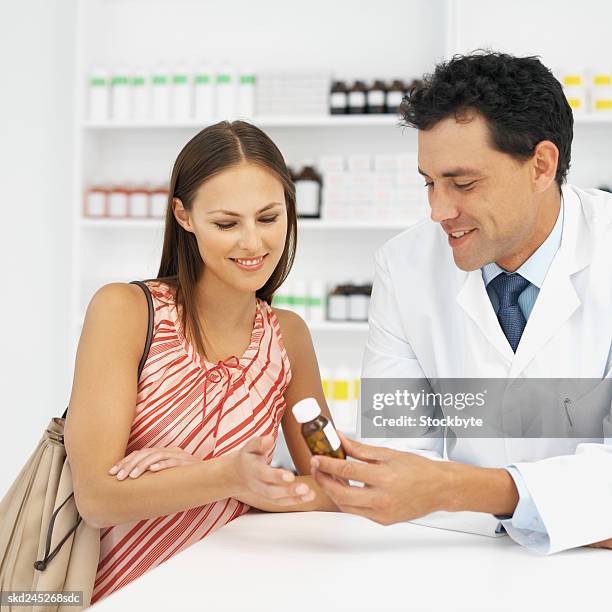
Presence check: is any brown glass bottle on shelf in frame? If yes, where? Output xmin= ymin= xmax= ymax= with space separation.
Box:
xmin=386 ymin=79 xmax=406 ymax=114
xmin=292 ymin=397 xmax=346 ymax=459
xmin=367 ymin=80 xmax=387 ymax=114
xmin=348 ymin=80 xmax=368 ymax=114
xmin=295 ymin=164 xmax=322 ymax=218
xmin=330 ymin=80 xmax=348 ymax=114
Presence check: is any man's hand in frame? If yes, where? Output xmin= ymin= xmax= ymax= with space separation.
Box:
xmin=310 ymin=432 xmax=452 ymax=525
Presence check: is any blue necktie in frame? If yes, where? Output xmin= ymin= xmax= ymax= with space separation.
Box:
xmin=489 ymin=273 xmax=530 ymax=352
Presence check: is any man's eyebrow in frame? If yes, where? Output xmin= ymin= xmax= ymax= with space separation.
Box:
xmin=206 ymin=202 xmax=283 ymax=217
xmin=417 ymin=167 xmax=480 ymax=178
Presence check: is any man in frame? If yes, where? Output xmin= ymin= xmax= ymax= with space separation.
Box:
xmin=311 ymin=52 xmax=612 ymax=553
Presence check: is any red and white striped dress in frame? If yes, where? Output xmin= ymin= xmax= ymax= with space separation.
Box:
xmin=91 ymin=280 xmax=292 ymax=603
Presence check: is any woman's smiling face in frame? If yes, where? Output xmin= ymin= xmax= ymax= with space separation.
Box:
xmin=173 ymin=161 xmax=288 ymax=294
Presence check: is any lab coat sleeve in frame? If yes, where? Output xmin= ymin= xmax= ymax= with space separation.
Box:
xmin=505 ymin=435 xmax=612 ymax=554
xmin=360 ymin=245 xmax=444 ymax=460
xmin=500 ymin=466 xmax=547 ymax=536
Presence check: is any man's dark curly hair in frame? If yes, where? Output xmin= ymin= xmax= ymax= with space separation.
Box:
xmin=400 ymin=51 xmax=573 ymax=189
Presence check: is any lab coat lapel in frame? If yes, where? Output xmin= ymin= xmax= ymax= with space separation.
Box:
xmin=509 ymin=186 xmax=591 ymax=377
xmin=456 ymin=269 xmax=514 ymax=363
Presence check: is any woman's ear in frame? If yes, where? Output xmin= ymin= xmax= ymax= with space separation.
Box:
xmin=172 ymin=197 xmax=194 ymax=233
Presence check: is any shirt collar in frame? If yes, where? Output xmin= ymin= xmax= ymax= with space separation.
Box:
xmin=481 ymin=197 xmax=564 ymax=289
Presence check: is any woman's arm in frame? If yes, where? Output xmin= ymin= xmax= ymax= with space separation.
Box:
xmin=64 ymin=284 xmax=304 ymax=528
xmin=273 ymin=308 xmax=340 ymax=512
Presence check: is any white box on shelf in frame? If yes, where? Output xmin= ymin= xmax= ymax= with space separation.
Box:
xmin=351 ymin=204 xmax=370 ymax=220
xmin=372 ymin=188 xmax=393 ymax=206
xmin=347 ymin=155 xmax=371 ymax=173
xmin=322 ymin=186 xmax=347 ymax=205
xmin=319 ymin=155 xmax=345 ymax=173
xmin=323 ymin=172 xmax=348 ymax=188
xmin=321 ymin=204 xmax=345 ymax=220
xmin=347 ymin=186 xmax=371 ymax=204
xmin=374 ymin=154 xmax=399 ymax=173
xmin=374 ymin=172 xmax=396 ymax=188
xmin=397 ymin=153 xmax=419 ymax=172
xmin=348 ymin=171 xmax=375 ymax=188
xmin=396 ymin=171 xmax=423 ymax=187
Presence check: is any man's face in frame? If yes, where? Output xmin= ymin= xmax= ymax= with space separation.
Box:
xmin=418 ymin=112 xmax=538 ymax=271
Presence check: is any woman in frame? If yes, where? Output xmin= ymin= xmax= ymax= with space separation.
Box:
xmin=65 ymin=120 xmax=338 ymax=603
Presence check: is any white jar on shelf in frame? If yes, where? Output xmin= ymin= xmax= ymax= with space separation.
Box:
xmin=84 ymin=187 xmax=108 ymax=217
xmin=150 ymin=187 xmax=169 ymax=218
xmin=327 ymin=285 xmax=348 ymax=321
xmin=307 ymin=280 xmax=326 ymax=322
xmin=171 ymin=66 xmax=192 ymax=122
xmin=238 ymin=71 xmax=256 ymax=118
xmin=348 ymin=280 xmax=369 ymax=321
xmin=319 ymin=366 xmax=331 ymax=402
xmin=291 ymin=279 xmax=308 ymax=319
xmin=590 ymin=71 xmax=612 ymax=112
xmin=130 ymin=69 xmax=148 ymax=121
xmin=330 ymin=366 xmax=353 ymax=431
xmin=194 ymin=64 xmax=214 ymax=121
xmin=129 ymin=188 xmax=150 ymax=218
xmin=110 ymin=67 xmax=130 ymax=121
xmin=88 ymin=68 xmax=110 ymax=122
xmin=272 ymin=282 xmax=292 ymax=311
xmin=559 ymin=71 xmax=586 ymax=114
xmin=295 ymin=163 xmax=322 ymax=218
xmin=108 ymin=188 xmax=129 ymax=217
xmin=216 ymin=64 xmax=236 ymax=119
xmin=150 ymin=65 xmax=170 ymax=121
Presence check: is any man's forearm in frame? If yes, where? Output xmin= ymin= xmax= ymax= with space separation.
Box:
xmin=442 ymin=462 xmax=519 ymax=516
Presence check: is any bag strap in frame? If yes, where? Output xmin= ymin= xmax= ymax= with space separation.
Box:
xmin=130 ymin=280 xmax=155 ymax=379
xmin=34 ymin=282 xmax=156 ymax=573
xmin=60 ymin=280 xmax=154 ymax=420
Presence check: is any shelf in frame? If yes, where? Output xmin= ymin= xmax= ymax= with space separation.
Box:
xmin=573 ymin=114 xmax=612 ymax=124
xmin=297 ymin=218 xmax=418 ymax=229
xmin=308 ymin=321 xmax=369 ymax=332
xmin=82 ymin=114 xmax=402 ymax=130
xmin=83 ymin=113 xmax=612 ymax=130
xmin=80 ymin=218 xmax=165 ymax=228
xmin=76 ymin=315 xmax=369 ymax=333
xmin=79 ymin=218 xmax=417 ymax=230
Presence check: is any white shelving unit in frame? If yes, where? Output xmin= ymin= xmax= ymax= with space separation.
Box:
xmin=72 ymin=0 xmax=612 ymax=389
xmin=70 ymin=0 xmax=612 ymax=470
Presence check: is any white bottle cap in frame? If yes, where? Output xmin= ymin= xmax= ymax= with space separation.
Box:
xmin=292 ymin=397 xmax=321 ymax=423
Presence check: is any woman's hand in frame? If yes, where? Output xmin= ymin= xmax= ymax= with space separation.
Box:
xmin=226 ymin=435 xmax=315 ymax=508
xmin=108 ymin=446 xmax=200 ymax=480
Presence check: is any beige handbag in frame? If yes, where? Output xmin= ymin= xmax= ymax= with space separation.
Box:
xmin=0 ymin=280 xmax=153 ymax=610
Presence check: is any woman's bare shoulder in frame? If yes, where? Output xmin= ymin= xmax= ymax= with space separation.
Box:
xmin=271 ymin=307 xmax=311 ymax=352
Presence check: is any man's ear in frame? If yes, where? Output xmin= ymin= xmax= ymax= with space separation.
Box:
xmin=532 ymin=140 xmax=559 ymax=194
xmin=172 ymin=197 xmax=194 ymax=233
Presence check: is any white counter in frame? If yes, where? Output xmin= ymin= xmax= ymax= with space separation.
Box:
xmin=92 ymin=511 xmax=609 ymax=612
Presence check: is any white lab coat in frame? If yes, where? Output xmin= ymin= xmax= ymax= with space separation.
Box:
xmin=361 ymin=184 xmax=612 ymax=553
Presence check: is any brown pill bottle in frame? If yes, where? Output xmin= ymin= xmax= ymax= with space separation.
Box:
xmin=292 ymin=397 xmax=345 ymax=459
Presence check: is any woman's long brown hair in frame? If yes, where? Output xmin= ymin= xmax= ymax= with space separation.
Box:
xmin=156 ymin=120 xmax=297 ymax=360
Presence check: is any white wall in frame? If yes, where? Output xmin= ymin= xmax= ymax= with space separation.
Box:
xmin=2 ymin=0 xmax=611 ymax=495
xmin=452 ymin=0 xmax=612 ymax=187
xmin=0 ymin=0 xmax=76 ymax=495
